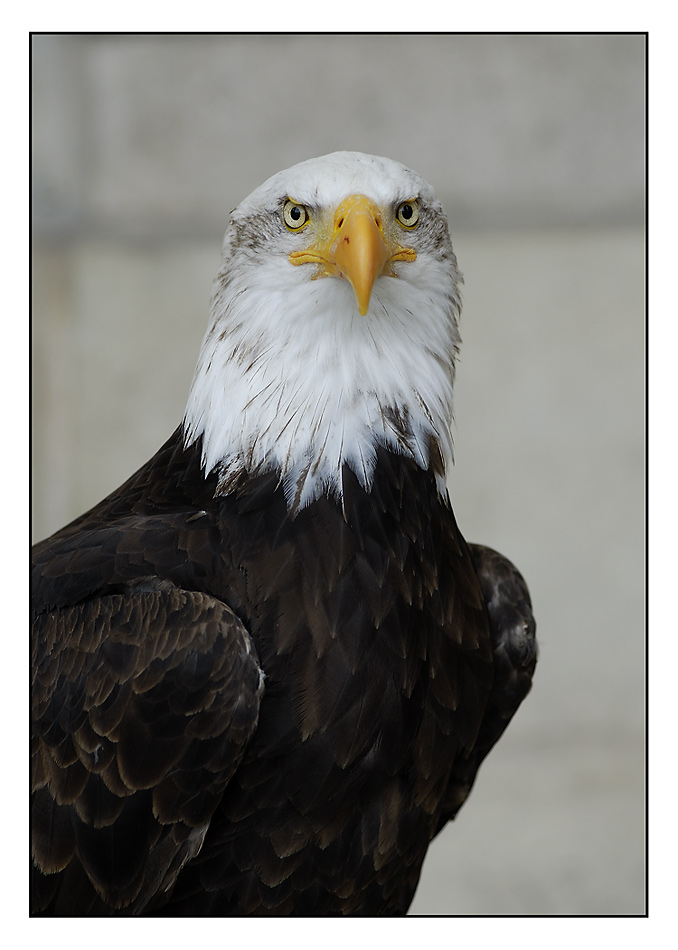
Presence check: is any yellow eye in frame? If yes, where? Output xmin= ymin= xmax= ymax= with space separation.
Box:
xmin=283 ymin=199 xmax=310 ymax=231
xmin=396 ymin=199 xmax=419 ymax=229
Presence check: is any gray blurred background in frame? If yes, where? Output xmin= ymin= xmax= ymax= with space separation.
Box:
xmin=31 ymin=34 xmax=646 ymax=915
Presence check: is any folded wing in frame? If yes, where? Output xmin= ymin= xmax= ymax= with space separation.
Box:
xmin=437 ymin=544 xmax=537 ymax=828
xmin=31 ymin=588 xmax=264 ymax=914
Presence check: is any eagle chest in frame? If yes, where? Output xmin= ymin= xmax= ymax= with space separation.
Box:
xmin=216 ymin=468 xmax=488 ymax=840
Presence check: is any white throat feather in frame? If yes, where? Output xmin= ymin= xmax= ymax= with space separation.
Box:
xmin=182 ymin=152 xmax=462 ymax=512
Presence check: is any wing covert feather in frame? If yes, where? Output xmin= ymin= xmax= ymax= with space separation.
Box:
xmin=31 ymin=588 xmax=264 ymax=914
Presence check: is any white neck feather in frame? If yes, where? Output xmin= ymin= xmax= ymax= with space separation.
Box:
xmin=183 ymin=259 xmax=460 ymax=511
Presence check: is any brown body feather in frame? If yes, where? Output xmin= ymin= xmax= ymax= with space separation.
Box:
xmin=32 ymin=427 xmax=535 ymax=916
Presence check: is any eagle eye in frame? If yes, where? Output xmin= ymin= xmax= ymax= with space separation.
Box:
xmin=283 ymin=199 xmax=310 ymax=231
xmin=396 ymin=199 xmax=420 ymax=229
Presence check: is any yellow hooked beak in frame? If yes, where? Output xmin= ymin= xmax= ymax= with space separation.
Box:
xmin=289 ymin=194 xmax=416 ymax=315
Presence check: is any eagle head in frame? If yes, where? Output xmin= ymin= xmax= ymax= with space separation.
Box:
xmin=183 ymin=151 xmax=462 ymax=511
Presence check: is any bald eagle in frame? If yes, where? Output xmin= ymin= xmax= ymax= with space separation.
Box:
xmin=31 ymin=152 xmax=536 ymax=916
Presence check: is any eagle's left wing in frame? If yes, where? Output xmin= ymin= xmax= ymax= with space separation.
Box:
xmin=31 ymin=587 xmax=263 ymax=915
xmin=437 ymin=543 xmax=537 ymax=830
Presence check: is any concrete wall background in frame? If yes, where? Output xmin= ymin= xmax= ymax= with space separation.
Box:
xmin=31 ymin=34 xmax=646 ymax=915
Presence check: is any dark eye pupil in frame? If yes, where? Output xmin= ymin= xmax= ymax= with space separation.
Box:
xmin=291 ymin=206 xmax=301 ymax=221
xmin=401 ymin=204 xmax=413 ymax=220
